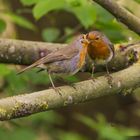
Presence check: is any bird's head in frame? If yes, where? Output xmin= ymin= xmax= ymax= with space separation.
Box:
xmin=79 ymin=34 xmax=90 ymax=48
xmin=85 ymin=31 xmax=103 ymax=47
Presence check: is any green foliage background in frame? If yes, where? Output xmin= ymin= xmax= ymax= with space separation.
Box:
xmin=0 ymin=0 xmax=140 ymax=140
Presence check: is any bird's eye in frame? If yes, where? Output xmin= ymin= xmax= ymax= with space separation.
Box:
xmin=81 ymin=40 xmax=84 ymax=44
xmin=82 ymin=34 xmax=85 ymax=39
xmin=95 ymin=36 xmax=100 ymax=40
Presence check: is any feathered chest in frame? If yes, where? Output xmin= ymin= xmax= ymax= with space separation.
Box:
xmin=78 ymin=45 xmax=88 ymax=68
xmin=88 ymin=41 xmax=110 ymax=60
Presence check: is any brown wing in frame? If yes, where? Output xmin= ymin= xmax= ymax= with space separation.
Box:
xmin=17 ymin=45 xmax=79 ymax=74
xmin=39 ymin=46 xmax=78 ymax=64
xmin=102 ymin=34 xmax=115 ymax=58
xmin=109 ymin=43 xmax=115 ymax=58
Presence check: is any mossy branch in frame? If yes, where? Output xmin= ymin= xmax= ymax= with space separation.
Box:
xmin=92 ymin=0 xmax=140 ymax=35
xmin=0 ymin=38 xmax=139 ymax=73
xmin=0 ymin=39 xmax=67 ymax=65
xmin=0 ymin=39 xmax=139 ymax=120
xmin=0 ymin=63 xmax=140 ymax=121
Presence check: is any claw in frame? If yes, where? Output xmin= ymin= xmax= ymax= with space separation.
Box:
xmin=48 ymin=73 xmax=62 ymax=96
xmin=53 ymin=87 xmax=62 ymax=96
xmin=105 ymin=74 xmax=113 ymax=88
xmin=88 ymin=75 xmax=97 ymax=82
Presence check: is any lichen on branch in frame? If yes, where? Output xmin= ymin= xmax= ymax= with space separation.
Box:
xmin=0 ymin=63 xmax=140 ymax=121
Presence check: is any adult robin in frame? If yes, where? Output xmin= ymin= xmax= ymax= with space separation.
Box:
xmin=85 ymin=31 xmax=114 ymax=77
xmin=18 ymin=35 xmax=89 ymax=89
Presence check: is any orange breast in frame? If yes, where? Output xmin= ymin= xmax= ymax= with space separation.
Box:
xmin=88 ymin=41 xmax=110 ymax=60
xmin=78 ymin=45 xmax=87 ymax=68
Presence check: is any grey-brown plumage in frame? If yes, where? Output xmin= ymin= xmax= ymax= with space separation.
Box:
xmin=18 ymin=35 xmax=89 ymax=88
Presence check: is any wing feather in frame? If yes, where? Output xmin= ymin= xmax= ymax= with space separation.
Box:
xmin=17 ymin=46 xmax=79 ymax=74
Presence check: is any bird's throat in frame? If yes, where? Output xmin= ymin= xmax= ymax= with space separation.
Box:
xmin=88 ymin=43 xmax=110 ymax=60
xmin=78 ymin=45 xmax=88 ymax=68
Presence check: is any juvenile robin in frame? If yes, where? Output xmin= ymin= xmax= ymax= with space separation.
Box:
xmin=18 ymin=35 xmax=89 ymax=89
xmin=85 ymin=31 xmax=114 ymax=77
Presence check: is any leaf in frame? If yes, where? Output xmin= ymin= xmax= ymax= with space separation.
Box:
xmin=57 ymin=131 xmax=88 ymax=140
xmin=93 ymin=4 xmax=126 ymax=42
xmin=0 ymin=127 xmax=36 ymax=140
xmin=20 ymin=0 xmax=39 ymax=6
xmin=0 ymin=64 xmax=11 ymax=76
xmin=134 ymin=0 xmax=140 ymax=3
xmin=63 ymin=75 xmax=79 ymax=83
xmin=33 ymin=0 xmax=96 ymax=28
xmin=6 ymin=12 xmax=36 ymax=31
xmin=10 ymin=129 xmax=36 ymax=140
xmin=75 ymin=114 xmax=97 ymax=130
xmin=0 ymin=19 xmax=6 ymax=33
xmin=42 ymin=27 xmax=60 ymax=42
xmin=33 ymin=0 xmax=66 ymax=19
xmin=5 ymin=71 xmax=28 ymax=95
xmin=28 ymin=111 xmax=64 ymax=125
xmin=26 ymin=71 xmax=50 ymax=85
xmin=75 ymin=114 xmax=139 ymax=140
xmin=66 ymin=0 xmax=96 ymax=28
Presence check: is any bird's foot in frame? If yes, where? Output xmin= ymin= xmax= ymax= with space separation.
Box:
xmin=53 ymin=87 xmax=62 ymax=96
xmin=49 ymin=84 xmax=62 ymax=96
xmin=88 ymin=74 xmax=97 ymax=82
xmin=70 ymin=83 xmax=77 ymax=90
xmin=48 ymin=73 xmax=62 ymax=96
xmin=105 ymin=74 xmax=113 ymax=88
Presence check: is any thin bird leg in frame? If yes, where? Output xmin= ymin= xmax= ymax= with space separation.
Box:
xmin=105 ymin=64 xmax=109 ymax=75
xmin=48 ymin=72 xmax=62 ymax=96
xmin=48 ymin=73 xmax=55 ymax=89
xmin=88 ymin=63 xmax=96 ymax=81
xmin=105 ymin=64 xmax=113 ymax=87
xmin=91 ymin=64 xmax=95 ymax=78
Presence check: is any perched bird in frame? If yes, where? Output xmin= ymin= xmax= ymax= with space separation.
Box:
xmin=85 ymin=31 xmax=114 ymax=76
xmin=17 ymin=35 xmax=89 ymax=89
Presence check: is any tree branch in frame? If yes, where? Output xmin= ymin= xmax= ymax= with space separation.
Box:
xmin=0 ymin=38 xmax=139 ymax=73
xmin=0 ymin=39 xmax=139 ymax=121
xmin=0 ymin=0 xmax=139 ymax=121
xmin=0 ymin=63 xmax=139 ymax=120
xmin=92 ymin=0 xmax=140 ymax=35
xmin=0 ymin=39 xmax=67 ymax=65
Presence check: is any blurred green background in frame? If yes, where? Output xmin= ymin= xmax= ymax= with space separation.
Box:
xmin=0 ymin=0 xmax=140 ymax=139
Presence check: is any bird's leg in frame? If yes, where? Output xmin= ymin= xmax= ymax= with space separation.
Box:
xmin=88 ymin=63 xmax=96 ymax=81
xmin=48 ymin=73 xmax=62 ymax=96
xmin=105 ymin=63 xmax=110 ymax=75
xmin=48 ymin=73 xmax=55 ymax=89
xmin=91 ymin=63 xmax=95 ymax=78
xmin=105 ymin=64 xmax=113 ymax=87
xmin=90 ymin=63 xmax=96 ymax=81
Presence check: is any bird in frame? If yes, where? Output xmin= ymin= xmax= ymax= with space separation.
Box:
xmin=85 ymin=31 xmax=114 ymax=77
xmin=17 ymin=34 xmax=90 ymax=90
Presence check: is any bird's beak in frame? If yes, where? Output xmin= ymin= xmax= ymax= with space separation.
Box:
xmin=83 ymin=34 xmax=90 ymax=45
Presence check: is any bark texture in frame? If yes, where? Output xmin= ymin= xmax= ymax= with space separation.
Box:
xmin=93 ymin=0 xmax=140 ymax=35
xmin=0 ymin=63 xmax=139 ymax=120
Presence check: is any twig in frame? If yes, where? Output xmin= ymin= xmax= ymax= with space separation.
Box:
xmin=92 ymin=0 xmax=140 ymax=35
xmin=0 ymin=38 xmax=139 ymax=72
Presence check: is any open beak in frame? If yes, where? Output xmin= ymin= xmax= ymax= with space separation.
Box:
xmin=82 ymin=34 xmax=90 ymax=45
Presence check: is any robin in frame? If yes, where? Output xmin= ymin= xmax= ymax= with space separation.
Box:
xmin=17 ymin=35 xmax=89 ymax=89
xmin=85 ymin=31 xmax=114 ymax=77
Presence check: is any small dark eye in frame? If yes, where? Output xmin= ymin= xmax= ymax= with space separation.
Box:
xmin=95 ymin=36 xmax=100 ymax=40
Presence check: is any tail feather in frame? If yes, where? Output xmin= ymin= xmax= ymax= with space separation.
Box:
xmin=17 ymin=63 xmax=37 ymax=74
